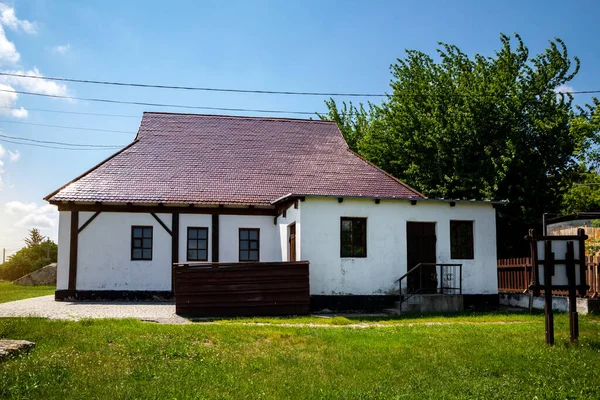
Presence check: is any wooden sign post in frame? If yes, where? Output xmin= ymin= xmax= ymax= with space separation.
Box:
xmin=526 ymin=228 xmax=588 ymax=345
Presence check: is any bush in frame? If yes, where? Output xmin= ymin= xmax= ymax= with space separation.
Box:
xmin=0 ymin=229 xmax=58 ymax=281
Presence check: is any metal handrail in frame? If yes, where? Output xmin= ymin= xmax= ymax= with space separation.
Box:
xmin=396 ymin=263 xmax=463 ymax=312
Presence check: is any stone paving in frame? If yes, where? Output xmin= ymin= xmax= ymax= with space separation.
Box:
xmin=0 ymin=295 xmax=189 ymax=324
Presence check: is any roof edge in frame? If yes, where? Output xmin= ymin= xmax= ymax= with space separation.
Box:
xmin=271 ymin=193 xmax=505 ymax=206
xmin=346 ymin=149 xmax=427 ymax=198
xmin=44 ymin=140 xmax=140 ymax=202
xmin=141 ymin=111 xmax=336 ymax=124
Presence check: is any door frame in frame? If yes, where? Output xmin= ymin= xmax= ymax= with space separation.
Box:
xmin=288 ymin=222 xmax=296 ymax=262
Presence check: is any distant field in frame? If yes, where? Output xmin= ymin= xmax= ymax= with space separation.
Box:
xmin=0 ymin=282 xmax=55 ymax=304
xmin=1 ymin=313 xmax=599 ymax=399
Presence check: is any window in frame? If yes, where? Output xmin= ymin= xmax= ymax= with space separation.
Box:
xmin=187 ymin=227 xmax=208 ymax=261
xmin=450 ymin=221 xmax=474 ymax=259
xmin=131 ymin=226 xmax=153 ymax=260
xmin=239 ymin=228 xmax=259 ymax=261
xmin=340 ymin=217 xmax=367 ymax=257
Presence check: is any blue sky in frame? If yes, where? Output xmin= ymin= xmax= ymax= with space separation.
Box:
xmin=0 ymin=0 xmax=598 ymax=254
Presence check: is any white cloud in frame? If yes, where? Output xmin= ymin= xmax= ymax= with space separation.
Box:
xmin=0 ymin=83 xmax=28 ymax=118
xmin=5 ymin=200 xmax=37 ymax=215
xmin=4 ymin=201 xmax=58 ymax=229
xmin=0 ymin=143 xmax=5 ymax=158
xmin=52 ymin=43 xmax=70 ymax=55
xmin=8 ymin=149 xmax=19 ymax=161
xmin=0 ymin=4 xmax=37 ymax=34
xmin=554 ymin=84 xmax=574 ymax=94
xmin=1 ymin=67 xmax=68 ymax=96
xmin=0 ymin=158 xmax=4 ymax=190
xmin=0 ymin=24 xmax=19 ymax=65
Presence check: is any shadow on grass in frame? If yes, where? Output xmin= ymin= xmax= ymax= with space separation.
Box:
xmin=188 ymin=308 xmax=546 ymax=325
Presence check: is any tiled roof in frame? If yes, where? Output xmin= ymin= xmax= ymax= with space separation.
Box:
xmin=46 ymin=113 xmax=425 ymax=205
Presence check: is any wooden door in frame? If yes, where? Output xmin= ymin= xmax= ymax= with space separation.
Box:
xmin=288 ymin=223 xmax=296 ymax=262
xmin=406 ymin=222 xmax=437 ymax=293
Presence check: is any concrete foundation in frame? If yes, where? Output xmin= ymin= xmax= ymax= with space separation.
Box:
xmin=396 ymin=294 xmax=464 ymax=313
xmin=499 ymin=293 xmax=600 ymax=314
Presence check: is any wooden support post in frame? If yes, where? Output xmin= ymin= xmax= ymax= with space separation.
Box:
xmin=577 ymin=228 xmax=588 ymax=297
xmin=212 ymin=214 xmax=219 ymax=262
xmin=171 ymin=213 xmax=179 ymax=293
xmin=68 ymin=211 xmax=79 ymax=291
xmin=566 ymin=241 xmax=578 ymax=342
xmin=543 ymin=239 xmax=554 ymax=346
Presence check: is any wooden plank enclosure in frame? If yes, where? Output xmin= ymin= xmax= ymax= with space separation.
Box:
xmin=173 ymin=261 xmax=310 ymax=317
xmin=498 ymin=257 xmax=600 ymax=298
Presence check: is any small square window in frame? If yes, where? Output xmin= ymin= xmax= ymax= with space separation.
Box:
xmin=187 ymin=227 xmax=209 ymax=261
xmin=239 ymin=229 xmax=259 ymax=261
xmin=450 ymin=221 xmax=474 ymax=259
xmin=131 ymin=226 xmax=152 ymax=260
xmin=340 ymin=217 xmax=367 ymax=258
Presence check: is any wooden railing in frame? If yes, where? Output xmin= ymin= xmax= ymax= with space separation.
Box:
xmin=498 ymin=257 xmax=600 ymax=298
xmin=172 ymin=261 xmax=310 ymax=317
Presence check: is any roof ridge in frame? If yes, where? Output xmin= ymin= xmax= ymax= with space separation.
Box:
xmin=142 ymin=111 xmax=336 ymax=124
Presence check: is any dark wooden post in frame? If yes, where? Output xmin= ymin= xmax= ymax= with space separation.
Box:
xmin=566 ymin=241 xmax=578 ymax=342
xmin=171 ymin=213 xmax=179 ymax=293
xmin=526 ymin=229 xmax=539 ymax=314
xmin=543 ymin=239 xmax=554 ymax=345
xmin=68 ymin=210 xmax=79 ymax=292
xmin=577 ymin=228 xmax=588 ymax=297
xmin=212 ymin=214 xmax=219 ymax=262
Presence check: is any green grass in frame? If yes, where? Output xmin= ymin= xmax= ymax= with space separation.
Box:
xmin=1 ymin=313 xmax=599 ymax=399
xmin=0 ymin=282 xmax=55 ymax=304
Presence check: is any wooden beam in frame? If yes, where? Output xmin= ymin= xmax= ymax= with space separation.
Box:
xmin=171 ymin=213 xmax=179 ymax=292
xmin=151 ymin=213 xmax=172 ymax=236
xmin=77 ymin=211 xmax=101 ymax=234
xmin=56 ymin=203 xmax=277 ymax=216
xmin=338 ymin=197 xmax=343 ymax=203
xmin=375 ymin=199 xmax=380 ymax=204
xmin=68 ymin=211 xmax=79 ymax=291
xmin=410 ymin=200 xmax=417 ymax=206
xmin=212 ymin=214 xmax=219 ymax=262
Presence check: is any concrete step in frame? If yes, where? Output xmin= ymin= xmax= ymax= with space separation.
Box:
xmin=397 ymin=294 xmax=464 ymax=314
xmin=383 ymin=308 xmax=401 ymax=315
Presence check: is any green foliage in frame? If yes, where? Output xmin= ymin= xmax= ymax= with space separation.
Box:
xmin=1 ymin=315 xmax=600 ymax=398
xmin=562 ymin=170 xmax=600 ymax=213
xmin=322 ymin=34 xmax=600 ymax=255
xmin=0 ymin=230 xmax=57 ymax=281
xmin=24 ymin=228 xmax=45 ymax=248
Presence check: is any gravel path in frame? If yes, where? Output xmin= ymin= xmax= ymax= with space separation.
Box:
xmin=0 ymin=295 xmax=188 ymax=324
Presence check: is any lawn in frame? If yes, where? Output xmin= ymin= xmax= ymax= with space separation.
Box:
xmin=0 ymin=282 xmax=55 ymax=304
xmin=1 ymin=313 xmax=599 ymax=399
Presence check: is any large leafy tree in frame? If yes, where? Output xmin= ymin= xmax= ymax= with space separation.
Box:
xmin=320 ymin=34 xmax=600 ymax=256
xmin=0 ymin=230 xmax=57 ymax=281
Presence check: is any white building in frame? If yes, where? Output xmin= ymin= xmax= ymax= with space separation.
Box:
xmin=46 ymin=112 xmax=500 ymax=310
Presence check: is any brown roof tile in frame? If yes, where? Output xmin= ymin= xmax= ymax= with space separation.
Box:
xmin=46 ymin=113 xmax=424 ymax=205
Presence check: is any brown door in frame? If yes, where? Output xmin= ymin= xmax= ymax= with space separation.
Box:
xmin=406 ymin=222 xmax=437 ymax=293
xmin=288 ymin=223 xmax=296 ymax=262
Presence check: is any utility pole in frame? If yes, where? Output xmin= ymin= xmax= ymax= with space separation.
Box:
xmin=2 ymin=248 xmax=5 ymax=264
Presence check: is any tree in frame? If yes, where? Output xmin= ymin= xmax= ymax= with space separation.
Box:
xmin=24 ymin=228 xmax=45 ymax=248
xmin=321 ymin=34 xmax=600 ymax=256
xmin=0 ymin=239 xmax=57 ymax=281
xmin=561 ymin=170 xmax=600 ymax=213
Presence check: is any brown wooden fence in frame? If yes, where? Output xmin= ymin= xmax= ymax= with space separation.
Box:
xmin=173 ymin=261 xmax=310 ymax=317
xmin=498 ymin=257 xmax=600 ymax=297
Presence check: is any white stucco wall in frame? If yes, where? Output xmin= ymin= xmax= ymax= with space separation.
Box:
xmin=300 ymin=198 xmax=498 ymax=296
xmin=56 ymin=211 xmax=71 ymax=290
xmin=76 ymin=212 xmax=173 ymax=291
xmin=277 ymin=202 xmax=301 ymax=262
xmin=219 ymin=215 xmax=282 ymax=262
xmin=55 ymin=199 xmax=496 ymax=295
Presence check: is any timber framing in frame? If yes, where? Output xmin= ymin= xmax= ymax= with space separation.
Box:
xmin=151 ymin=213 xmax=172 ymax=235
xmin=68 ymin=211 xmax=79 ymax=291
xmin=77 ymin=211 xmax=101 ymax=234
xmin=54 ymin=202 xmax=278 ymax=216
